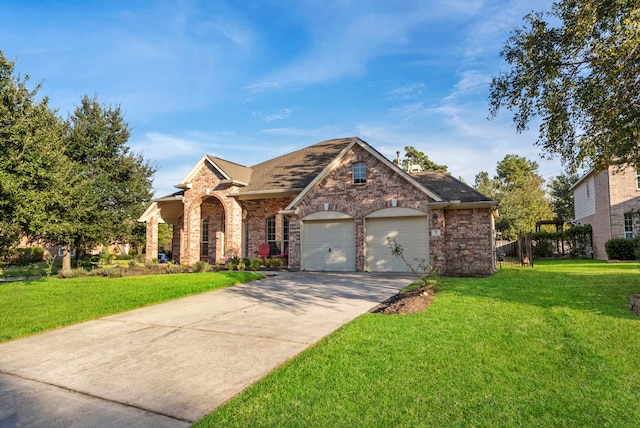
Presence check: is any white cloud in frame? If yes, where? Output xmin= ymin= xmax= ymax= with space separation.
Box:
xmin=253 ymin=108 xmax=295 ymax=122
xmin=129 ymin=132 xmax=204 ymax=161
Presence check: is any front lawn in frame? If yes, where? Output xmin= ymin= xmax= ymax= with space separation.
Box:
xmin=196 ymin=260 xmax=640 ymax=427
xmin=0 ymin=271 xmax=263 ymax=343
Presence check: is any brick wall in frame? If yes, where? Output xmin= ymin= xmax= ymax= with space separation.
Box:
xmin=295 ymin=145 xmax=431 ymax=271
xmin=442 ymin=208 xmax=494 ymax=276
xmin=179 ymin=162 xmax=244 ymax=265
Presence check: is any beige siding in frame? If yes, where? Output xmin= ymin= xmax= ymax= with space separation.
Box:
xmin=573 ymin=176 xmax=595 ymax=220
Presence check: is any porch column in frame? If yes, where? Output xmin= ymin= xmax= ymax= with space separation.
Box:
xmin=145 ymin=216 xmax=159 ymax=261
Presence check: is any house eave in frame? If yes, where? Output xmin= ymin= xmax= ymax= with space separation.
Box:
xmin=219 ymin=179 xmax=249 ymax=187
xmin=428 ymin=200 xmax=499 ymax=210
xmin=234 ymin=188 xmax=303 ymax=200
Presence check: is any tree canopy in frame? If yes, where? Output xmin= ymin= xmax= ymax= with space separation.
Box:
xmin=475 ymin=155 xmax=554 ymax=240
xmin=395 ymin=146 xmax=447 ymax=172
xmin=489 ymin=1 xmax=640 ymax=173
xmin=548 ymin=173 xmax=579 ymax=222
xmin=0 ymin=51 xmax=155 ymax=266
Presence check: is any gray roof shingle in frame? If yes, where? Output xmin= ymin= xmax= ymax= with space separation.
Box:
xmin=238 ymin=137 xmax=354 ymax=193
xmin=410 ymin=170 xmax=495 ymax=203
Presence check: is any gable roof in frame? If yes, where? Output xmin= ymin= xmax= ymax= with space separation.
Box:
xmin=165 ymin=137 xmax=494 ymax=207
xmin=238 ymin=137 xmax=354 ymax=194
xmin=410 ymin=170 xmax=497 ymax=206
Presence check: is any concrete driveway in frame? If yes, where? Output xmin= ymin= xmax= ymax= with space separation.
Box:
xmin=0 ymin=272 xmax=412 ymax=427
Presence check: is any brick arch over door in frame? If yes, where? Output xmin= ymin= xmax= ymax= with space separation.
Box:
xmin=200 ymin=196 xmax=226 ymax=263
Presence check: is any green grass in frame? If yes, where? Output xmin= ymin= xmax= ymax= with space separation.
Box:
xmin=196 ymin=260 xmax=640 ymax=427
xmin=0 ymin=261 xmax=60 ymax=278
xmin=0 ymin=271 xmax=263 ymax=342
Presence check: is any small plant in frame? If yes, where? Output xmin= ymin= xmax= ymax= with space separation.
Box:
xmin=387 ymin=237 xmax=431 ymax=286
xmin=237 ymin=262 xmax=246 ymax=271
xmin=44 ymin=254 xmax=56 ymax=278
xmin=251 ymin=258 xmax=262 ymax=271
xmin=231 ymin=254 xmax=241 ymax=265
xmin=165 ymin=264 xmax=188 ymax=274
xmin=58 ymin=268 xmax=86 ymax=279
xmin=214 ymin=262 xmax=221 ymax=271
xmin=128 ymin=259 xmax=137 ymax=268
xmin=271 ymin=258 xmax=283 ymax=269
xmin=262 ymin=258 xmax=272 ymax=269
xmin=193 ymin=261 xmax=211 ymax=273
xmin=99 ymin=247 xmax=114 ymax=266
xmin=145 ymin=259 xmax=156 ymax=269
xmin=89 ymin=267 xmax=121 ymax=278
xmin=227 ymin=261 xmax=238 ymax=271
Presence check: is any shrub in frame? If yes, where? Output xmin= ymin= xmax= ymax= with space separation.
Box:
xmin=251 ymin=258 xmax=262 ymax=271
xmin=604 ymin=238 xmax=637 ymax=260
xmin=227 ymin=262 xmax=237 ymax=271
xmin=271 ymin=258 xmax=283 ymax=269
xmin=115 ymin=254 xmax=134 ymax=260
xmin=58 ymin=268 xmax=86 ymax=279
xmin=89 ymin=267 xmax=123 ymax=278
xmin=165 ymin=264 xmax=188 ymax=274
xmin=237 ymin=262 xmax=246 ymax=271
xmin=262 ymin=258 xmax=272 ymax=269
xmin=128 ymin=259 xmax=137 ymax=268
xmin=145 ymin=260 xmax=156 ymax=269
xmin=6 ymin=247 xmax=46 ymax=266
xmin=192 ymin=261 xmax=211 ymax=273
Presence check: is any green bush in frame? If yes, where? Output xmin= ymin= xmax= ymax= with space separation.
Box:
xmin=604 ymin=238 xmax=637 ymax=260
xmin=58 ymin=268 xmax=86 ymax=278
xmin=192 ymin=261 xmax=211 ymax=273
xmin=115 ymin=254 xmax=134 ymax=260
xmin=5 ymin=247 xmax=46 ymax=266
xmin=251 ymin=258 xmax=262 ymax=271
xmin=165 ymin=264 xmax=188 ymax=274
xmin=271 ymin=258 xmax=283 ymax=269
xmin=89 ymin=267 xmax=123 ymax=278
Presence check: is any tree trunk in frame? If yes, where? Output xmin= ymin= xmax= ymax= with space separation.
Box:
xmin=62 ymin=247 xmax=72 ymax=271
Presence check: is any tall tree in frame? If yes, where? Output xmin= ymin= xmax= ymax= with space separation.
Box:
xmin=489 ymin=1 xmax=640 ymax=173
xmin=0 ymin=52 xmax=75 ymax=258
xmin=548 ymin=173 xmax=579 ymax=221
xmin=475 ymin=155 xmax=554 ymax=240
xmin=395 ymin=146 xmax=448 ymax=172
xmin=62 ymin=95 xmax=156 ymax=267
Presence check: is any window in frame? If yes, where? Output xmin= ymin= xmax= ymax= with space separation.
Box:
xmin=353 ymin=162 xmax=366 ymax=184
xmin=266 ymin=215 xmax=290 ymax=255
xmin=624 ymin=213 xmax=634 ymax=239
xmin=636 ymin=168 xmax=640 ymax=190
xmin=266 ymin=216 xmax=276 ymax=255
xmin=201 ymin=219 xmax=209 ymax=256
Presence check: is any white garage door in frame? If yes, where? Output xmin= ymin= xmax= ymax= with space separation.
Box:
xmin=302 ymin=219 xmax=356 ymax=271
xmin=366 ymin=216 xmax=428 ymax=272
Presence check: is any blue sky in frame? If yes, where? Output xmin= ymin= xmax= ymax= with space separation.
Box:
xmin=2 ymin=0 xmax=564 ymax=197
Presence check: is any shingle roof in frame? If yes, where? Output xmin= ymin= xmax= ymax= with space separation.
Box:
xmin=206 ymin=156 xmax=253 ymax=184
xmin=410 ymin=170 xmax=495 ymax=203
xmin=238 ymin=137 xmax=354 ymax=193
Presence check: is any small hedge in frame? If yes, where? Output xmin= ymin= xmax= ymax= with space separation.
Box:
xmin=604 ymin=238 xmax=637 ymax=260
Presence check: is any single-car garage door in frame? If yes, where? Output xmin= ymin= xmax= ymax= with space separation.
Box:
xmin=366 ymin=210 xmax=428 ymax=272
xmin=302 ymin=216 xmax=356 ymax=271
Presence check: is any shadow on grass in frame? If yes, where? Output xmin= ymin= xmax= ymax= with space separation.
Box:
xmin=442 ymin=261 xmax=640 ymax=319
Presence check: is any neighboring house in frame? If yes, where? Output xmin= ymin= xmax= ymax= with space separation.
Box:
xmin=139 ymin=137 xmax=498 ymax=275
xmin=571 ymin=165 xmax=640 ymax=260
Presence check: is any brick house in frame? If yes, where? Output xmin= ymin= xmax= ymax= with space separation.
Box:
xmin=571 ymin=165 xmax=640 ymax=260
xmin=139 ymin=137 xmax=498 ymax=275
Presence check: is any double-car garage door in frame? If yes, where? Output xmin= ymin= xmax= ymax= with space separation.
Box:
xmin=301 ymin=208 xmax=428 ymax=272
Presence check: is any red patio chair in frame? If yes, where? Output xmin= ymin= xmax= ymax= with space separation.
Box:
xmin=275 ymin=245 xmax=288 ymax=261
xmin=257 ymin=243 xmax=271 ymax=258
